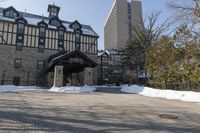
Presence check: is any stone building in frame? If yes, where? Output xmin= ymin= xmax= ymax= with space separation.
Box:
xmin=0 ymin=4 xmax=99 ymax=87
xmin=97 ymin=49 xmax=147 ymax=85
xmin=97 ymin=49 xmax=125 ymax=85
xmin=104 ymin=0 xmax=142 ymax=50
xmin=101 ymin=0 xmax=145 ymax=85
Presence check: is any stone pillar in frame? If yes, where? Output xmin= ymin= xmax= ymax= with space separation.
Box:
xmin=47 ymin=72 xmax=54 ymax=87
xmin=84 ymin=67 xmax=93 ymax=86
xmin=53 ymin=66 xmax=63 ymax=87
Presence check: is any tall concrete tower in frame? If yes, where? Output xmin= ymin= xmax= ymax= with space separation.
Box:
xmin=104 ymin=0 xmax=142 ymax=50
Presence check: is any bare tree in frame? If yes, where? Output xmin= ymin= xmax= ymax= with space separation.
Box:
xmin=167 ymin=0 xmax=200 ymax=25
xmin=122 ymin=11 xmax=172 ymax=85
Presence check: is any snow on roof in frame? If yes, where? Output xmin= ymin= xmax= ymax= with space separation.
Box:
xmin=97 ymin=50 xmax=110 ymax=56
xmin=0 ymin=7 xmax=99 ymax=37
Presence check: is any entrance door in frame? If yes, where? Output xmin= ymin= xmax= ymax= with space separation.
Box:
xmin=63 ymin=73 xmax=71 ymax=86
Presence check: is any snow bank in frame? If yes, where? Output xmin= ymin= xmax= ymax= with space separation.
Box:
xmin=94 ymin=85 xmax=120 ymax=88
xmin=121 ymin=85 xmax=200 ymax=103
xmin=0 ymin=85 xmax=40 ymax=93
xmin=49 ymin=85 xmax=96 ymax=93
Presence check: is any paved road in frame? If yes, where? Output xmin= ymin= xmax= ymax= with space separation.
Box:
xmin=0 ymin=89 xmax=200 ymax=133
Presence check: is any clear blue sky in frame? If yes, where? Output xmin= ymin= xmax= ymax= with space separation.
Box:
xmin=1 ymin=0 xmax=170 ymax=50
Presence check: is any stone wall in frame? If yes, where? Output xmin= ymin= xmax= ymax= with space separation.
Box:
xmin=0 ymin=44 xmax=98 ymax=86
xmin=0 ymin=44 xmax=58 ymax=86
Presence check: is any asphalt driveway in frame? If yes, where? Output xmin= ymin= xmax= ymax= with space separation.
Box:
xmin=0 ymin=89 xmax=199 ymax=133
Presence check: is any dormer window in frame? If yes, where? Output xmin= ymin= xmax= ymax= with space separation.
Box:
xmin=69 ymin=20 xmax=82 ymax=33
xmin=15 ymin=16 xmax=27 ymax=34
xmin=70 ymin=20 xmax=82 ymax=50
xmin=5 ymin=10 xmax=17 ymax=18
xmin=3 ymin=6 xmax=19 ymax=18
xmin=17 ymin=23 xmax=24 ymax=34
xmin=37 ymin=21 xmax=48 ymax=37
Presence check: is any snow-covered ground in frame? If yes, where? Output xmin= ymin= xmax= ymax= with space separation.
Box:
xmin=49 ymin=85 xmax=96 ymax=93
xmin=0 ymin=85 xmax=41 ymax=93
xmin=121 ymin=85 xmax=200 ymax=103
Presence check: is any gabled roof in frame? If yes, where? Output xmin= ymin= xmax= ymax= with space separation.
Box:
xmin=15 ymin=16 xmax=27 ymax=24
xmin=69 ymin=20 xmax=82 ymax=31
xmin=57 ymin=23 xmax=66 ymax=30
xmin=3 ymin=6 xmax=20 ymax=17
xmin=37 ymin=20 xmax=48 ymax=27
xmin=48 ymin=50 xmax=97 ymax=72
xmin=49 ymin=49 xmax=97 ymax=67
xmin=98 ymin=50 xmax=110 ymax=57
xmin=0 ymin=7 xmax=99 ymax=37
xmin=49 ymin=16 xmax=62 ymax=25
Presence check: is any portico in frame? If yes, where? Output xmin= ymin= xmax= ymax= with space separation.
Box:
xmin=47 ymin=50 xmax=97 ymax=87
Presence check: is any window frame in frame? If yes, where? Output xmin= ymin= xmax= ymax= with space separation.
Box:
xmin=17 ymin=23 xmax=25 ymax=34
xmin=16 ymin=42 xmax=23 ymax=51
xmin=58 ymin=30 xmax=64 ymax=40
xmin=39 ymin=26 xmax=46 ymax=37
xmin=14 ymin=59 xmax=22 ymax=69
xmin=37 ymin=60 xmax=44 ymax=70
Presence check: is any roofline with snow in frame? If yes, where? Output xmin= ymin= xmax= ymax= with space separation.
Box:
xmin=0 ymin=6 xmax=99 ymax=38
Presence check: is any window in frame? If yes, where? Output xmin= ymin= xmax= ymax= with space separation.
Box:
xmin=58 ymin=41 xmax=64 ymax=51
xmin=37 ymin=60 xmax=44 ymax=69
xmin=75 ymin=33 xmax=80 ymax=42
xmin=5 ymin=10 xmax=17 ymax=18
xmin=58 ymin=30 xmax=64 ymax=40
xmin=18 ymin=36 xmax=22 ymax=40
xmin=75 ymin=33 xmax=80 ymax=50
xmin=58 ymin=46 xmax=64 ymax=51
xmin=16 ymin=42 xmax=23 ymax=51
xmin=50 ymin=8 xmax=57 ymax=16
xmin=40 ymin=39 xmax=44 ymax=43
xmin=39 ymin=27 xmax=45 ymax=37
xmin=14 ymin=59 xmax=22 ymax=68
xmin=17 ymin=23 xmax=24 ymax=34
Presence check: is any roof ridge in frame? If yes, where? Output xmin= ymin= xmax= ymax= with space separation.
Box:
xmin=0 ymin=6 xmax=99 ymax=37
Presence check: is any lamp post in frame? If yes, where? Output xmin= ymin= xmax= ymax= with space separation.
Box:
xmin=2 ymin=71 xmax=5 ymax=85
xmin=27 ymin=72 xmax=30 ymax=86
